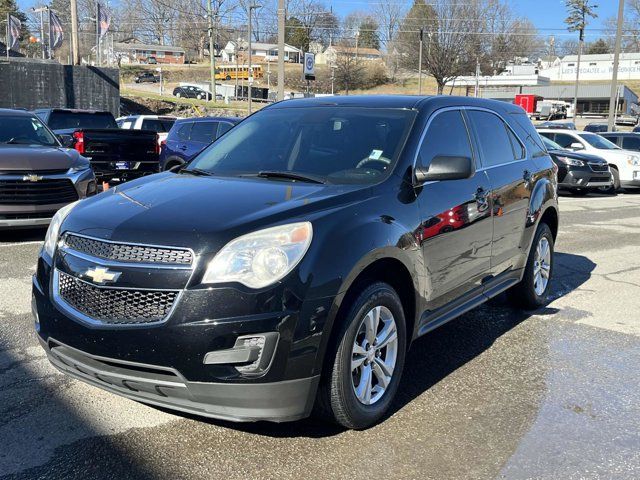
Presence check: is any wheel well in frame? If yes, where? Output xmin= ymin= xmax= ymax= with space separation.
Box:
xmin=336 ymin=258 xmax=417 ymax=347
xmin=540 ymin=207 xmax=558 ymax=241
xmin=164 ymin=158 xmax=184 ymax=171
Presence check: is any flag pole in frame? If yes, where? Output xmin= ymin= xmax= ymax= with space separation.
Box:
xmin=95 ymin=1 xmax=99 ymax=65
xmin=47 ymin=7 xmax=52 ymax=59
xmin=6 ymin=14 xmax=9 ymax=59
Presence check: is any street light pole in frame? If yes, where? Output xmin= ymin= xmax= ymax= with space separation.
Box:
xmin=608 ymin=0 xmax=625 ymax=131
xmin=70 ymin=0 xmax=79 ymax=64
xmin=418 ymin=28 xmax=423 ymax=95
xmin=277 ymin=0 xmax=285 ymax=101
xmin=207 ymin=0 xmax=216 ymax=103
xmin=247 ymin=2 xmax=261 ymax=114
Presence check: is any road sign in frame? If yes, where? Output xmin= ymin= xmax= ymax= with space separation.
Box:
xmin=304 ymin=52 xmax=315 ymax=81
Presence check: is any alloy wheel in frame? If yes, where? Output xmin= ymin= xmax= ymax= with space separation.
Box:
xmin=533 ymin=237 xmax=551 ymax=296
xmin=351 ymin=306 xmax=398 ymax=405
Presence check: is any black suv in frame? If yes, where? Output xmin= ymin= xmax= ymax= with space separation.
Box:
xmin=134 ymin=72 xmax=158 ymax=83
xmin=173 ymin=85 xmax=211 ymax=100
xmin=33 ymin=96 xmax=558 ymax=429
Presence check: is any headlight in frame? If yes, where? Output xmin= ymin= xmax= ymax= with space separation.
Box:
xmin=627 ymin=155 xmax=640 ymax=166
xmin=556 ymin=156 xmax=583 ymax=167
xmin=202 ymin=222 xmax=313 ymax=289
xmin=43 ymin=201 xmax=79 ymax=258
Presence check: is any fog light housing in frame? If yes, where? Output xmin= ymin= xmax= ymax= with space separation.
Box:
xmin=203 ymin=332 xmax=279 ymax=377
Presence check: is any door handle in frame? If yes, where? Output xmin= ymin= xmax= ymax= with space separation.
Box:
xmin=179 ymin=145 xmax=187 ymax=150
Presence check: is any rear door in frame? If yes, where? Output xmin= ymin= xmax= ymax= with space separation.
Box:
xmin=172 ymin=122 xmax=193 ymax=160
xmin=187 ymin=121 xmax=218 ymax=159
xmin=466 ymin=109 xmax=534 ymax=275
xmin=416 ymin=108 xmax=493 ymax=310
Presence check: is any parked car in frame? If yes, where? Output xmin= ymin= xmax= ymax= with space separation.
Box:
xmin=34 ymin=108 xmax=160 ymax=185
xmin=159 ymin=116 xmax=238 ymax=170
xmin=34 ymin=96 xmax=559 ymax=429
xmin=116 ymin=115 xmax=178 ymax=146
xmin=600 ymin=132 xmax=640 ymax=153
xmin=535 ymin=100 xmax=568 ymax=121
xmin=147 ymin=57 xmax=157 ymax=64
xmin=534 ymin=121 xmax=576 ymax=130
xmin=173 ymin=86 xmax=212 ymax=100
xmin=616 ymin=114 xmax=638 ymax=126
xmin=539 ymin=134 xmax=612 ymax=195
xmin=583 ymin=122 xmax=614 ymax=133
xmin=538 ymin=128 xmax=640 ymax=192
xmin=134 ymin=72 xmax=158 ymax=83
xmin=0 ymin=109 xmax=96 ymax=229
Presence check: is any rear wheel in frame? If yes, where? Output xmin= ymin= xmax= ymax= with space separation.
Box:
xmin=175 ymin=92 xmax=181 ymax=98
xmin=316 ymin=282 xmax=406 ymax=429
xmin=507 ymin=223 xmax=554 ymax=310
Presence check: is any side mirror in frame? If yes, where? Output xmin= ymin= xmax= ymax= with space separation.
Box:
xmin=58 ymin=134 xmax=74 ymax=148
xmin=415 ymin=155 xmax=474 ymax=183
xmin=569 ymin=142 xmax=584 ymax=150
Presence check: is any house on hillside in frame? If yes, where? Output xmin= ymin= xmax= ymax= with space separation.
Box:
xmin=221 ymin=39 xmax=303 ymax=63
xmin=113 ymin=41 xmax=186 ymax=65
xmin=318 ymin=45 xmax=383 ymax=65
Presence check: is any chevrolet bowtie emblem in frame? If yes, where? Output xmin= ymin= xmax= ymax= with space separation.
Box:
xmin=22 ymin=174 xmax=43 ymax=182
xmin=84 ymin=266 xmax=121 ymax=285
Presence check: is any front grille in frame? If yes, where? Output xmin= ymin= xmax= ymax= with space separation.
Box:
xmin=63 ymin=234 xmax=193 ymax=266
xmin=0 ymin=178 xmax=78 ymax=205
xmin=589 ymin=176 xmax=611 ymax=183
xmin=57 ymin=271 xmax=178 ymax=324
xmin=588 ymin=163 xmax=609 ymax=172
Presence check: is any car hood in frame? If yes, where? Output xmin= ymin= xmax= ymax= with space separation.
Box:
xmin=548 ymin=149 xmax=608 ymax=163
xmin=0 ymin=144 xmax=83 ymax=171
xmin=62 ymin=172 xmax=372 ymax=252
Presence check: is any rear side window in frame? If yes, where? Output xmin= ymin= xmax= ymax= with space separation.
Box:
xmin=509 ymin=112 xmax=546 ymax=158
xmin=622 ymin=136 xmax=640 ymax=150
xmin=142 ymin=118 xmax=175 ymax=132
xmin=217 ymin=122 xmax=234 ymax=138
xmin=418 ymin=110 xmax=473 ymax=168
xmin=190 ymin=122 xmax=218 ymax=143
xmin=174 ymin=122 xmax=192 ymax=141
xmin=506 ymin=128 xmax=525 ymax=160
xmin=467 ymin=110 xmax=515 ymax=168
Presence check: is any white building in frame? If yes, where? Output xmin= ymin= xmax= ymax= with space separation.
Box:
xmin=540 ymin=52 xmax=640 ymax=81
xmin=221 ymin=40 xmax=302 ymax=63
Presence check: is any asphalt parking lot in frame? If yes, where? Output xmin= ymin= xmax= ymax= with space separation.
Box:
xmin=1 ymin=192 xmax=639 ymax=480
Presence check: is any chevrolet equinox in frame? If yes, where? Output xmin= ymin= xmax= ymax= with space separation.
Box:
xmin=33 ymin=96 xmax=559 ymax=429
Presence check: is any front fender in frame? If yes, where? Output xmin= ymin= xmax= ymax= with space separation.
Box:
xmin=519 ymin=175 xmax=558 ymax=268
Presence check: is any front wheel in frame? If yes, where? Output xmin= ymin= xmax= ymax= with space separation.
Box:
xmin=599 ymin=168 xmax=620 ymax=194
xmin=316 ymin=282 xmax=406 ymax=429
xmin=507 ymin=223 xmax=554 ymax=310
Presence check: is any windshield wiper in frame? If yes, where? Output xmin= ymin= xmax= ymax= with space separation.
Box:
xmin=181 ymin=168 xmax=214 ymax=177
xmin=245 ymin=170 xmax=326 ymax=184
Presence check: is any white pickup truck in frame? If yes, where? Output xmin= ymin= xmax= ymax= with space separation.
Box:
xmin=116 ymin=115 xmax=179 ymax=146
xmin=538 ymin=129 xmax=640 ymax=192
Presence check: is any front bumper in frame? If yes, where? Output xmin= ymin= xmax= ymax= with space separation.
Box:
xmin=558 ymin=167 xmax=612 ymax=190
xmin=41 ymin=337 xmax=319 ymax=422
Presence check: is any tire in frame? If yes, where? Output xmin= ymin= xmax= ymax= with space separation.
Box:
xmin=226 ymin=75 xmax=231 ymax=81
xmin=316 ymin=282 xmax=407 ymax=429
xmin=599 ymin=167 xmax=620 ymax=194
xmin=507 ymin=223 xmax=554 ymax=310
xmin=175 ymin=92 xmax=181 ymax=98
xmin=196 ymin=94 xmax=202 ymax=100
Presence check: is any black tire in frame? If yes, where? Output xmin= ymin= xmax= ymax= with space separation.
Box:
xmin=316 ymin=282 xmax=407 ymax=429
xmin=507 ymin=223 xmax=554 ymax=310
xmin=175 ymin=92 xmax=181 ymax=98
xmin=225 ymin=75 xmax=231 ymax=80
xmin=599 ymin=167 xmax=620 ymax=194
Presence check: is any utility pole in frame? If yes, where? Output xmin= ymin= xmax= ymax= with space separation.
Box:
xmin=70 ymin=0 xmax=79 ymax=64
xmin=608 ymin=0 xmax=624 ymax=131
xmin=572 ymin=30 xmax=583 ymax=121
xmin=474 ymin=58 xmax=480 ymax=97
xmin=277 ymin=0 xmax=285 ymax=101
xmin=95 ymin=1 xmax=100 ymax=65
xmin=247 ymin=2 xmax=261 ymax=114
xmin=207 ymin=0 xmax=216 ymax=103
xmin=418 ymin=28 xmax=423 ymax=95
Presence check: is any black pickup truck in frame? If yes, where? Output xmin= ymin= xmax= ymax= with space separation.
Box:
xmin=34 ymin=109 xmax=159 ymax=184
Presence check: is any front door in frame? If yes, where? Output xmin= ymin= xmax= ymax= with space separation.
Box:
xmin=416 ymin=109 xmax=494 ymax=310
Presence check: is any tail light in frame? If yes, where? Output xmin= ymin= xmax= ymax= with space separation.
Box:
xmin=72 ymin=131 xmax=85 ymax=154
xmin=155 ymin=135 xmax=161 ymax=155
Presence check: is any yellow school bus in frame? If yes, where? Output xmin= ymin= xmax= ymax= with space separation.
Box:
xmin=215 ymin=65 xmax=263 ymax=81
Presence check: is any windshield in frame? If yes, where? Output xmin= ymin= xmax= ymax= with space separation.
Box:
xmin=540 ymin=135 xmax=563 ymax=151
xmin=578 ymin=133 xmax=619 ymax=150
xmin=0 ymin=115 xmax=59 ymax=146
xmin=186 ymin=106 xmax=416 ymax=184
xmin=48 ymin=111 xmax=118 ymax=130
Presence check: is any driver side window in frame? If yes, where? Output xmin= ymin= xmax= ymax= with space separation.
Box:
xmin=418 ymin=110 xmax=474 ymax=169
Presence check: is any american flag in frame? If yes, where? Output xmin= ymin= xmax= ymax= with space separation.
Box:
xmin=49 ymin=10 xmax=64 ymax=50
xmin=8 ymin=15 xmax=21 ymax=51
xmin=97 ymin=4 xmax=110 ymax=38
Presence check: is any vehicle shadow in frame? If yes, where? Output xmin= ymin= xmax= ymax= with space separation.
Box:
xmin=194 ymin=251 xmax=596 ymax=438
